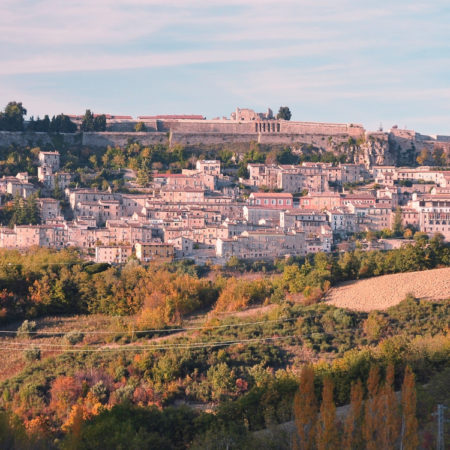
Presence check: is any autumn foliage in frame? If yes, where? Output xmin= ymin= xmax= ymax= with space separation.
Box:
xmin=294 ymin=364 xmax=419 ymax=450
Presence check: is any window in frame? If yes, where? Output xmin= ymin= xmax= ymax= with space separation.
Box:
xmin=264 ymin=199 xmax=268 ymax=205
xmin=272 ymin=200 xmax=276 ymax=205
xmin=286 ymin=200 xmax=291 ymax=205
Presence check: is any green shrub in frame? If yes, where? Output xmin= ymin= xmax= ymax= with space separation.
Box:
xmin=64 ymin=331 xmax=84 ymax=345
xmin=23 ymin=346 xmax=41 ymax=362
xmin=17 ymin=320 xmax=37 ymax=339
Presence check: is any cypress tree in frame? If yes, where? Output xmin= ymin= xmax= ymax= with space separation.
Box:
xmin=316 ymin=377 xmax=338 ymax=450
xmin=342 ymin=379 xmax=364 ymax=449
xmin=401 ymin=366 xmax=419 ymax=450
xmin=293 ymin=365 xmax=317 ymax=450
xmin=363 ymin=365 xmax=381 ymax=450
xmin=380 ymin=364 xmax=400 ymax=449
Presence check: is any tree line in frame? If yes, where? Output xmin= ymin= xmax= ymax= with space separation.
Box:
xmin=293 ymin=364 xmax=418 ymax=450
xmin=0 ymin=236 xmax=448 ymax=324
xmin=0 ymin=101 xmax=107 ymax=133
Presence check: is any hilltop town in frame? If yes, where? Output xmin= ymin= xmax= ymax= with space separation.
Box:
xmin=0 ymin=105 xmax=449 ymax=265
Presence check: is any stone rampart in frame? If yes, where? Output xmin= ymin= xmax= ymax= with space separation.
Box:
xmin=160 ymin=120 xmax=256 ymax=134
xmin=280 ymin=121 xmax=364 ymax=137
xmin=0 ymin=131 xmax=80 ymax=147
xmin=0 ymin=131 xmax=169 ymax=149
xmin=82 ymin=132 xmax=168 ymax=147
xmin=170 ymin=132 xmax=259 ymax=146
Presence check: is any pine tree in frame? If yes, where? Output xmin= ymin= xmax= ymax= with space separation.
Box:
xmin=342 ymin=379 xmax=364 ymax=449
xmin=293 ymin=365 xmax=317 ymax=450
xmin=379 ymin=364 xmax=400 ymax=449
xmin=363 ymin=365 xmax=381 ymax=450
xmin=401 ymin=366 xmax=418 ymax=450
xmin=316 ymin=377 xmax=338 ymax=450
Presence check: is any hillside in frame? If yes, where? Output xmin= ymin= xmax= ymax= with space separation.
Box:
xmin=0 ymin=244 xmax=449 ymax=447
xmin=326 ymin=267 xmax=450 ymax=311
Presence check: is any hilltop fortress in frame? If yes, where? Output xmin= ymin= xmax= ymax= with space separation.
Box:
xmin=67 ymin=107 xmax=366 ymax=140
xmin=1 ymin=107 xmax=449 ymax=167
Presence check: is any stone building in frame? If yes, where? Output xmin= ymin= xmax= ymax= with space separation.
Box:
xmin=135 ymin=242 xmax=174 ymax=263
xmin=216 ymin=229 xmax=306 ymax=260
xmin=38 ymin=151 xmax=60 ymax=171
xmin=248 ymin=192 xmax=293 ymax=209
xmin=95 ymin=245 xmax=133 ymax=264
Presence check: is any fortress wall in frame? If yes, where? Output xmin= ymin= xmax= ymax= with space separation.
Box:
xmin=107 ymin=120 xmax=158 ymax=132
xmin=82 ymin=132 xmax=168 ymax=147
xmin=0 ymin=129 xmax=363 ymax=150
xmin=140 ymin=119 xmax=159 ymax=132
xmin=106 ymin=122 xmax=137 ymax=132
xmin=170 ymin=132 xmax=259 ymax=146
xmin=0 ymin=131 xmax=80 ymax=147
xmin=258 ymin=133 xmax=350 ymax=147
xmin=156 ymin=119 xmax=366 ymax=137
xmin=161 ymin=121 xmax=256 ymax=134
xmin=170 ymin=132 xmax=353 ymax=148
xmin=280 ymin=122 xmax=365 ymax=137
xmin=0 ymin=132 xmax=170 ymax=149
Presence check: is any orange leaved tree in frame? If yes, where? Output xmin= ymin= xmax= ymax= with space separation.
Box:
xmin=293 ymin=365 xmax=317 ymax=450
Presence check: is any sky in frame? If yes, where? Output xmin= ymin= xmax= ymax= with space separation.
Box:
xmin=1 ymin=0 xmax=449 ymax=135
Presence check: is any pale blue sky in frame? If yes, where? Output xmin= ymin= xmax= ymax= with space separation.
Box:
xmin=1 ymin=0 xmax=449 ymax=134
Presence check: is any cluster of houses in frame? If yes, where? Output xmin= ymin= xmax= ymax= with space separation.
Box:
xmin=0 ymin=150 xmax=449 ymax=264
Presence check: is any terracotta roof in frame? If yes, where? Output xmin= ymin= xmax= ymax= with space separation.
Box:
xmin=250 ymin=193 xmax=293 ymax=198
xmin=138 ymin=115 xmax=205 ymax=120
xmin=154 ymin=173 xmax=189 ymax=178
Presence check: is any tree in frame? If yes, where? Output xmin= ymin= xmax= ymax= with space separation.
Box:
xmin=432 ymin=146 xmax=446 ymax=166
xmin=316 ymin=377 xmax=338 ymax=450
xmin=135 ymin=121 xmax=147 ymax=132
xmin=237 ymin=164 xmax=249 ymax=179
xmin=403 ymin=228 xmax=413 ymax=239
xmin=0 ymin=101 xmax=27 ymax=131
xmin=50 ymin=114 xmax=77 ymax=133
xmin=342 ymin=379 xmax=364 ymax=450
xmin=277 ymin=106 xmax=291 ymax=121
xmin=400 ymin=366 xmax=418 ymax=450
xmin=416 ymin=148 xmax=429 ymax=165
xmin=81 ymin=109 xmax=95 ymax=131
xmin=276 ymin=147 xmax=299 ymax=164
xmin=8 ymin=193 xmax=40 ymax=227
xmin=392 ymin=206 xmax=403 ymax=236
xmin=293 ymin=365 xmax=317 ymax=450
xmin=136 ymin=168 xmax=150 ymax=186
xmin=379 ymin=364 xmax=400 ymax=449
xmin=94 ymin=114 xmax=107 ymax=131
xmin=28 ymin=115 xmax=50 ymax=132
xmin=81 ymin=110 xmax=106 ymax=131
xmin=363 ymin=365 xmax=381 ymax=450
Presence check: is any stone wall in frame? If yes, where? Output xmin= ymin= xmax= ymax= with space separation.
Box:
xmin=0 ymin=131 xmax=168 ymax=149
xmin=0 ymin=131 xmax=81 ymax=147
xmin=157 ymin=119 xmax=366 ymax=137
xmin=82 ymin=132 xmax=168 ymax=147
xmin=2 ymin=126 xmax=444 ymax=167
xmin=170 ymin=132 xmax=258 ymax=146
xmin=280 ymin=121 xmax=364 ymax=137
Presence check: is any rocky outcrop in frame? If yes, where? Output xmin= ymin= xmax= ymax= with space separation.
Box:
xmin=0 ymin=127 xmax=447 ymax=167
xmin=359 ymin=133 xmax=395 ymax=166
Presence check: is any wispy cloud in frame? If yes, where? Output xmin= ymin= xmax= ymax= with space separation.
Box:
xmin=0 ymin=0 xmax=449 ymax=134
